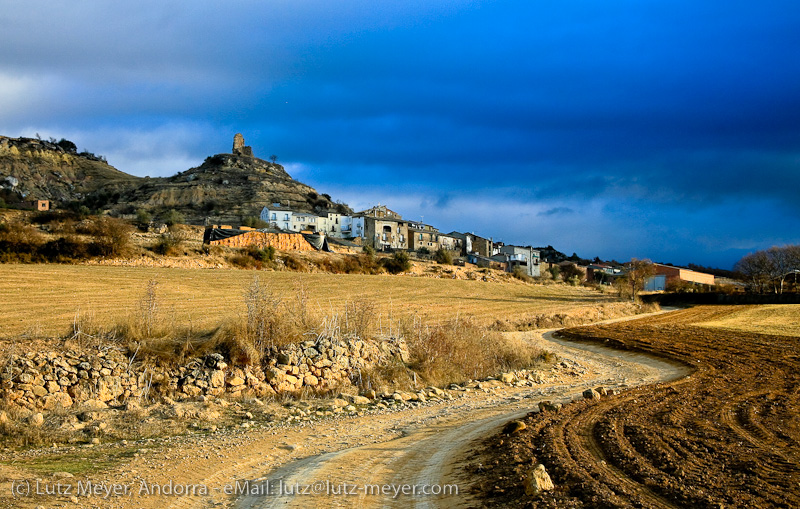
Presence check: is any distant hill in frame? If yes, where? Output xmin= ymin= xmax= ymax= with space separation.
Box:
xmin=0 ymin=136 xmax=141 ymax=204
xmin=0 ymin=134 xmax=349 ymax=224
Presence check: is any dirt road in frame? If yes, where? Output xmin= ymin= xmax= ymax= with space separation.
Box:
xmin=1 ymin=313 xmax=688 ymax=509
xmin=229 ymin=327 xmax=689 ymax=509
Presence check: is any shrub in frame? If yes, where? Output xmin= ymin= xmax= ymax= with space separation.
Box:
xmin=39 ymin=236 xmax=91 ymax=262
xmin=381 ymin=251 xmax=411 ymax=274
xmin=417 ymin=247 xmax=431 ymax=256
xmin=247 ymin=245 xmax=275 ymax=262
xmin=283 ymin=254 xmax=308 ymax=271
xmin=152 ymin=232 xmax=184 ymax=256
xmin=162 ymin=209 xmax=185 ymax=227
xmin=136 ymin=209 xmax=152 ymax=227
xmin=405 ymin=316 xmax=551 ymax=386
xmin=89 ymin=216 xmax=132 ymax=257
xmin=433 ymin=248 xmax=453 ymax=265
xmin=229 ymin=254 xmax=256 ymax=269
xmin=242 ymin=216 xmax=270 ymax=229
xmin=512 ymin=265 xmax=533 ymax=282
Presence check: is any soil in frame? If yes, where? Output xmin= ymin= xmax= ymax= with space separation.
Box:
xmin=475 ymin=306 xmax=800 ymax=508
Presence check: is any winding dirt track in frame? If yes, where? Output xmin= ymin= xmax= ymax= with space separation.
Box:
xmin=231 ymin=319 xmax=689 ymax=509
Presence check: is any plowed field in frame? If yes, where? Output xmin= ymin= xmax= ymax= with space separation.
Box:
xmin=475 ymin=306 xmax=800 ymax=508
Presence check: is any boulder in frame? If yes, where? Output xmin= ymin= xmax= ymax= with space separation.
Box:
xmin=583 ymin=388 xmax=601 ymax=400
xmin=502 ymin=420 xmax=527 ymax=435
xmin=538 ymin=401 xmax=563 ymax=412
xmin=29 ymin=413 xmax=45 ymax=427
xmin=42 ymin=393 xmax=73 ymax=411
xmin=523 ymin=464 xmax=554 ymax=496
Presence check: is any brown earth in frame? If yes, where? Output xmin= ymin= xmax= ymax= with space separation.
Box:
xmin=474 ymin=305 xmax=800 ymax=508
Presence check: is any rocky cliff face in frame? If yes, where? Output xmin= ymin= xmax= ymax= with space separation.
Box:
xmin=0 ymin=136 xmax=141 ymax=203
xmin=0 ymin=135 xmax=349 ymax=223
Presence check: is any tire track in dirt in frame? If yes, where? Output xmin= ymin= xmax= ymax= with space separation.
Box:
xmin=478 ymin=307 xmax=800 ymax=508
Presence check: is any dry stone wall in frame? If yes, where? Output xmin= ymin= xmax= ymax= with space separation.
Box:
xmin=0 ymin=337 xmax=409 ymax=413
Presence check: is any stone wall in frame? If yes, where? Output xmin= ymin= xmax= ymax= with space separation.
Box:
xmin=0 ymin=337 xmax=408 ymax=412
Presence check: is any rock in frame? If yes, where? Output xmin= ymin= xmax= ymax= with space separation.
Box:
xmin=342 ymin=394 xmax=370 ymax=405
xmin=43 ymin=393 xmax=73 ymax=410
xmin=500 ymin=373 xmax=515 ymax=384
xmin=583 ymin=388 xmax=601 ymax=400
xmin=538 ymin=401 xmax=562 ymax=412
xmin=124 ymin=399 xmax=142 ymax=411
xmin=0 ymin=411 xmax=8 ymax=424
xmin=81 ymin=399 xmax=108 ymax=410
xmin=360 ymin=389 xmax=377 ymax=400
xmin=228 ymin=376 xmax=245 ymax=387
xmin=523 ymin=464 xmax=554 ymax=496
xmin=210 ymin=370 xmax=225 ymax=388
xmin=29 ymin=413 xmax=44 ymax=427
xmin=595 ymin=386 xmax=608 ymax=396
xmin=502 ymin=420 xmax=527 ymax=435
xmin=52 ymin=472 xmax=74 ymax=479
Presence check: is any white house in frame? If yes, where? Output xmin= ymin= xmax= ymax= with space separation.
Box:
xmin=260 ymin=206 xmax=294 ymax=231
xmin=341 ymin=216 xmax=365 ymax=239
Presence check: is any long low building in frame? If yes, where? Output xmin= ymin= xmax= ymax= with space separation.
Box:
xmin=649 ymin=263 xmax=715 ymax=289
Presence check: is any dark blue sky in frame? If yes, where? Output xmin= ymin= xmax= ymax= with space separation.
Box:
xmin=2 ymin=1 xmax=799 ymax=268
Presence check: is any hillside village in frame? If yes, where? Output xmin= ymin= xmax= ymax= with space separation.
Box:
xmin=0 ymin=132 xmax=725 ymax=291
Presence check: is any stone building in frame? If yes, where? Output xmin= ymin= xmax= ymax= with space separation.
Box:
xmin=232 ymin=133 xmax=253 ymax=157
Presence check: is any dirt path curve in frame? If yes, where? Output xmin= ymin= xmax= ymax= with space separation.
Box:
xmin=231 ymin=314 xmax=690 ymax=509
xmin=18 ymin=310 xmax=687 ymax=509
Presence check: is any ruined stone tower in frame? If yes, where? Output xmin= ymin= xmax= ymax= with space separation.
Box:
xmin=232 ymin=133 xmax=253 ymax=157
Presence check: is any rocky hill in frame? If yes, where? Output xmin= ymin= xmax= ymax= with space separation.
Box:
xmin=0 ymin=136 xmax=141 ymax=204
xmin=0 ymin=134 xmax=349 ymax=224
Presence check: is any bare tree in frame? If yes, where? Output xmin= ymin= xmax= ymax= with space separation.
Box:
xmin=734 ymin=245 xmax=800 ymax=294
xmin=768 ymin=246 xmax=791 ymax=294
xmin=269 ymin=155 xmax=278 ymax=164
xmin=616 ymin=258 xmax=655 ymax=302
xmin=735 ymin=250 xmax=774 ymax=293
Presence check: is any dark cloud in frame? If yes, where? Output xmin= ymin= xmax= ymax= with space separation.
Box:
xmin=539 ymin=207 xmax=575 ymax=217
xmin=1 ymin=1 xmax=799 ymax=268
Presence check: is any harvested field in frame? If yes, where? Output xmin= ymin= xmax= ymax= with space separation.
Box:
xmin=695 ymin=304 xmax=800 ymax=337
xmin=0 ymin=264 xmax=621 ymax=339
xmin=475 ymin=305 xmax=800 ymax=508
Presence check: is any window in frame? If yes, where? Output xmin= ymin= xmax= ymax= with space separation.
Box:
xmin=284 ymin=214 xmax=289 ymax=221
xmin=271 ymin=213 xmax=276 ymax=220
xmin=419 ymin=233 xmax=423 ymax=240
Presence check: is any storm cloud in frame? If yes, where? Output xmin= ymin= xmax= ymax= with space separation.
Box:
xmin=1 ymin=1 xmax=799 ymax=267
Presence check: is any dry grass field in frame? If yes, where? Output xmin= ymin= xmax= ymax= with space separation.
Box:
xmin=0 ymin=264 xmax=617 ymax=339
xmin=695 ymin=304 xmax=800 ymax=336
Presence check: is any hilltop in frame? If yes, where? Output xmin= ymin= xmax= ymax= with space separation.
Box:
xmin=0 ymin=136 xmax=140 ymax=204
xmin=0 ymin=134 xmax=348 ymax=224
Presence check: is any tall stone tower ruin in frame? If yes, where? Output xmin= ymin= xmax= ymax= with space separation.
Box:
xmin=232 ymin=133 xmax=253 ymax=157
